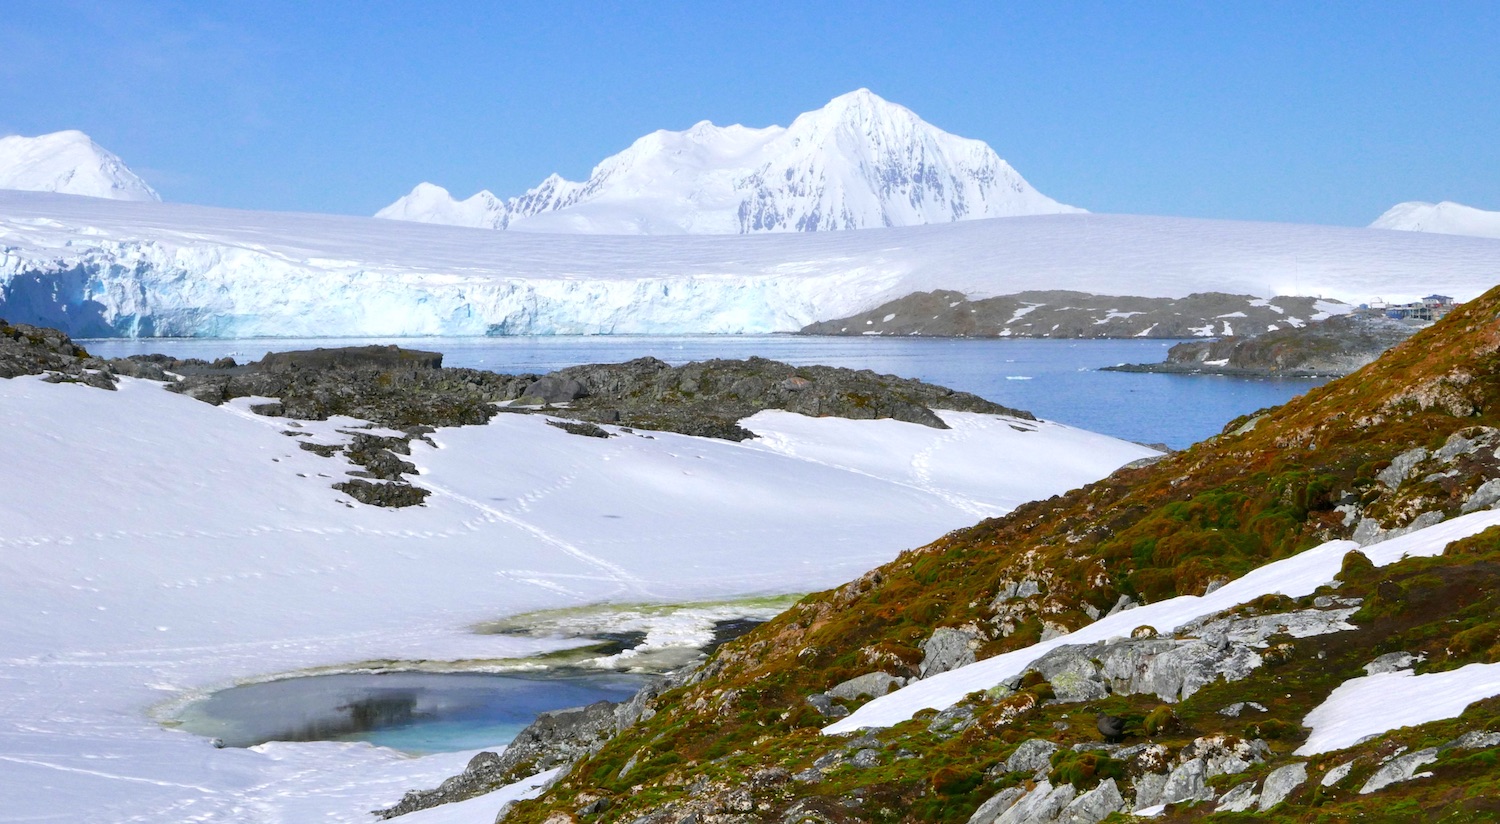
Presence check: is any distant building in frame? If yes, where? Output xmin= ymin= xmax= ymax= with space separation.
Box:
xmin=1380 ymin=294 xmax=1457 ymax=322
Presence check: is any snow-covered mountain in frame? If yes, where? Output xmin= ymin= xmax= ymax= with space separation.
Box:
xmin=376 ymin=89 xmax=1081 ymax=234
xmin=5 ymin=190 xmax=1500 ymax=337
xmin=1370 ymin=200 xmax=1500 ymax=240
xmin=0 ymin=130 xmax=159 ymax=202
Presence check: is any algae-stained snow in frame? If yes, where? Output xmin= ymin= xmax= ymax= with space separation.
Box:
xmin=0 ymin=375 xmax=1152 ymax=822
xmin=827 ymin=510 xmax=1500 ymax=736
xmin=4 ymin=190 xmax=1500 ymax=337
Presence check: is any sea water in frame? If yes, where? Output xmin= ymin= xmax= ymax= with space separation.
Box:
xmin=84 ymin=335 xmax=1325 ymax=449
xmin=175 ymin=671 xmax=648 ymax=754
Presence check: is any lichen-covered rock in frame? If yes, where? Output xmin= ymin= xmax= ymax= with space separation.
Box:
xmin=1321 ymin=760 xmax=1356 ymax=787
xmin=1004 ymin=738 xmax=1059 ymax=775
xmin=1359 ymin=747 xmax=1439 ymax=794
xmin=1378 ymin=446 xmax=1430 ymax=488
xmin=1258 ymin=762 xmax=1307 ymax=810
xmin=1215 ymin=781 xmax=1259 ymax=812
xmin=1160 ymin=757 xmax=1214 ymax=805
xmin=1056 ymin=778 xmax=1125 ymax=824
xmin=994 ymin=780 xmax=1076 ymax=824
xmin=919 ymin=627 xmax=978 ymax=678
xmin=824 ymin=671 xmax=905 ymax=702
xmin=966 ymin=787 xmax=1026 ymax=824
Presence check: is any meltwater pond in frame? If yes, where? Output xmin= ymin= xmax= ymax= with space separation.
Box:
xmin=175 ymin=671 xmax=648 ymax=754
xmin=83 ymin=335 xmax=1328 ymax=449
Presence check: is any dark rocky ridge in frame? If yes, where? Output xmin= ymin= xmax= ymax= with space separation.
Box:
xmin=800 ymin=289 xmax=1339 ymax=339
xmin=1105 ymin=313 xmax=1423 ymax=378
xmin=1 ymin=324 xmax=1032 ymax=507
xmin=520 ymin=356 xmax=1029 ymax=441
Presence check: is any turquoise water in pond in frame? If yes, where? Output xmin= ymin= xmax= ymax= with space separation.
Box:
xmin=82 ymin=335 xmax=1326 ymax=450
xmin=175 ymin=671 xmax=649 ymax=754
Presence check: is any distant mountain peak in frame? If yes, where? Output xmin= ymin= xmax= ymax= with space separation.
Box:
xmin=1370 ymin=200 xmax=1500 ymax=240
xmin=378 ymin=90 xmax=1082 ymax=235
xmin=0 ymin=130 xmax=159 ymax=202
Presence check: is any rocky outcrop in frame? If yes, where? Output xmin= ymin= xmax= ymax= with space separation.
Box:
xmin=1107 ymin=312 xmax=1419 ymax=377
xmin=0 ymin=318 xmax=116 ymax=388
xmin=528 ymin=356 xmax=1029 ymax=441
xmin=919 ymin=627 xmax=979 ymax=678
xmin=377 ymin=695 xmax=650 ymax=819
xmin=799 ymin=290 xmax=1338 ymax=339
xmin=1018 ymin=604 xmax=1358 ymax=704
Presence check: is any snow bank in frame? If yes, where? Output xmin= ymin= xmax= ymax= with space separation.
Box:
xmin=4 ymin=190 xmax=1499 ymax=337
xmin=827 ymin=509 xmax=1500 ymax=734
xmin=1297 ymin=663 xmax=1500 ymax=755
xmin=0 ymin=376 xmax=1150 ymax=821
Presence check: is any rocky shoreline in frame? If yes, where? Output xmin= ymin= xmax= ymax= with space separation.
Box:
xmin=1104 ymin=313 xmax=1422 ymax=378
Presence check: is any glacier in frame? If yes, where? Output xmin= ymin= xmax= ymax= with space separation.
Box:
xmin=0 ymin=130 xmax=160 ymax=202
xmin=376 ymin=89 xmax=1082 ymax=234
xmin=1370 ymin=200 xmax=1500 ymax=240
xmin=4 ymin=189 xmax=1500 ymax=338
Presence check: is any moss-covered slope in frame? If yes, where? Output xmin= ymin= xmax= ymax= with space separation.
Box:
xmin=496 ymin=286 xmax=1500 ymax=822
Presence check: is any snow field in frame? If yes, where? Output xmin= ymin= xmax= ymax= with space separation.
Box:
xmin=826 ymin=510 xmax=1500 ymax=741
xmin=0 ymin=376 xmax=1152 ymax=822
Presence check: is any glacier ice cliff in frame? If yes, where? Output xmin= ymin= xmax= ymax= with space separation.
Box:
xmin=4 ymin=191 xmax=1500 ymax=338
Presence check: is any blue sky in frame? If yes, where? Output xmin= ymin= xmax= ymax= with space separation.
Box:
xmin=3 ymin=1 xmax=1496 ymax=225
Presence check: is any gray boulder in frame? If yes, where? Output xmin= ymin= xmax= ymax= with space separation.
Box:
xmin=1462 ymin=479 xmax=1500 ymax=513
xmin=1364 ymin=651 xmax=1419 ymax=675
xmin=1215 ymin=782 xmax=1259 ymax=812
xmin=1131 ymin=772 xmax=1168 ymax=811
xmin=995 ymin=780 xmax=1076 ymax=824
xmin=920 ymin=628 xmax=978 ymax=678
xmin=520 ymin=376 xmax=589 ymax=404
xmin=1005 ymin=738 xmax=1060 ymax=775
xmin=967 ymin=787 xmax=1027 ymax=824
xmin=1258 ymin=762 xmax=1307 ymax=810
xmin=1160 ymin=757 xmax=1214 ymax=805
xmin=1057 ymin=778 xmax=1125 ymax=824
xmin=1321 ymin=760 xmax=1356 ymax=787
xmin=1447 ymin=730 xmax=1500 ymax=750
xmin=825 ymin=672 xmax=905 ymax=702
xmin=1378 ymin=447 xmax=1429 ymax=488
xmin=1360 ymin=747 xmax=1439 ymax=794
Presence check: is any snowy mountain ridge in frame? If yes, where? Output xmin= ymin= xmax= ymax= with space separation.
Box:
xmin=0 ymin=130 xmax=159 ymax=202
xmin=1370 ymin=200 xmax=1500 ymax=240
xmin=376 ymin=89 xmax=1081 ymax=234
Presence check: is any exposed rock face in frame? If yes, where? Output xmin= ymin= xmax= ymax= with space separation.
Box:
xmin=1107 ymin=312 xmax=1419 ymax=377
xmin=1359 ymin=747 xmax=1439 ymax=794
xmin=377 ymin=700 xmax=629 ymax=819
xmin=1258 ymin=762 xmax=1308 ymax=810
xmin=1020 ymin=604 xmax=1357 ymax=704
xmin=0 ymin=318 xmax=115 ymax=388
xmin=919 ymin=627 xmax=980 ymax=678
xmin=800 ymin=289 xmax=1337 ymax=339
xmin=824 ymin=672 xmax=905 ymax=703
xmin=533 ymin=356 xmax=1028 ymax=441
xmin=1004 ymin=738 xmax=1059 ymax=775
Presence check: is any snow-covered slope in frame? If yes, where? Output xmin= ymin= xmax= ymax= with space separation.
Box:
xmin=376 ymin=89 xmax=1081 ymax=234
xmin=827 ymin=508 xmax=1500 ymax=736
xmin=1370 ymin=200 xmax=1500 ymax=240
xmin=0 ymin=374 xmax=1152 ymax=822
xmin=5 ymin=191 xmax=1500 ymax=337
xmin=0 ymin=130 xmax=159 ymax=201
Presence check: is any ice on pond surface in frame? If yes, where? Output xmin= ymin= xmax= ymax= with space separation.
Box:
xmin=174 ymin=671 xmax=648 ymax=753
